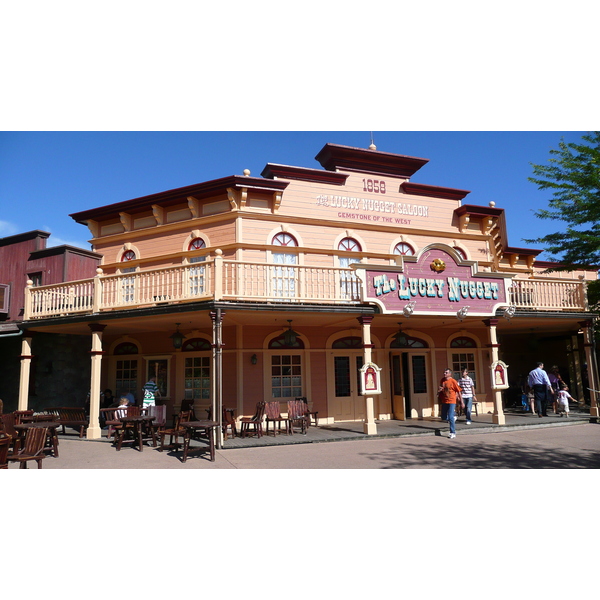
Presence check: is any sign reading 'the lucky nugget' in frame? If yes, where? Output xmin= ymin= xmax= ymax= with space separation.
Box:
xmin=359 ymin=246 xmax=512 ymax=317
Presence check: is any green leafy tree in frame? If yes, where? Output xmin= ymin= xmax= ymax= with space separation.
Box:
xmin=526 ymin=132 xmax=600 ymax=309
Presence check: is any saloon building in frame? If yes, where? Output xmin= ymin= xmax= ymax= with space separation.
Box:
xmin=16 ymin=143 xmax=599 ymax=438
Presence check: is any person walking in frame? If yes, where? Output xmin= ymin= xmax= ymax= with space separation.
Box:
xmin=438 ymin=368 xmax=462 ymax=439
xmin=556 ymin=384 xmax=576 ymax=417
xmin=142 ymin=376 xmax=161 ymax=408
xmin=457 ymin=368 xmax=476 ymax=424
xmin=548 ymin=366 xmax=563 ymax=413
xmin=527 ymin=362 xmax=553 ymax=417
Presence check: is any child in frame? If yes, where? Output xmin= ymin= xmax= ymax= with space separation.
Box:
xmin=556 ymin=384 xmax=575 ymax=417
xmin=116 ymin=396 xmax=130 ymax=419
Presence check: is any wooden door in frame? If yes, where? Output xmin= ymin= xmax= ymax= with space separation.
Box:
xmin=330 ymin=353 xmax=364 ymax=421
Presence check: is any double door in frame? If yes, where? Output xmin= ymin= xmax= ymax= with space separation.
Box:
xmin=391 ymin=352 xmax=430 ymax=420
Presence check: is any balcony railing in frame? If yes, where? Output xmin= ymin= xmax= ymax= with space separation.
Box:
xmin=508 ymin=278 xmax=588 ymax=312
xmin=23 ymin=256 xmax=589 ymax=320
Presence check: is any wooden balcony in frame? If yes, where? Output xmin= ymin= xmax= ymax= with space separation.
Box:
xmin=22 ymin=257 xmax=589 ymax=320
xmin=23 ymin=255 xmax=363 ymax=320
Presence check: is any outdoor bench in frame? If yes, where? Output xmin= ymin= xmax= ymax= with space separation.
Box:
xmin=44 ymin=407 xmax=88 ymax=437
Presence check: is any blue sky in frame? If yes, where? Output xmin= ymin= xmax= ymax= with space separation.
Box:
xmin=0 ymin=131 xmax=590 ymax=260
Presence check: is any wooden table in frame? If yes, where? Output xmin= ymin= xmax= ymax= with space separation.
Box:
xmin=181 ymin=420 xmax=218 ymax=462
xmin=115 ymin=415 xmax=156 ymax=452
xmin=14 ymin=421 xmax=60 ymax=458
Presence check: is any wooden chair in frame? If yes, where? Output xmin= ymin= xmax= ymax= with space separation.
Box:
xmin=297 ymin=396 xmax=318 ymax=426
xmin=222 ymin=408 xmax=237 ymax=440
xmin=102 ymin=406 xmax=140 ymax=440
xmin=148 ymin=405 xmax=167 ymax=435
xmin=158 ymin=410 xmax=193 ymax=452
xmin=287 ymin=399 xmax=309 ymax=435
xmin=1 ymin=413 xmax=21 ymax=455
xmin=240 ymin=402 xmax=266 ymax=438
xmin=0 ymin=433 xmax=11 ymax=469
xmin=265 ymin=401 xmax=291 ymax=436
xmin=8 ymin=426 xmax=48 ymax=469
xmin=180 ymin=399 xmax=197 ymax=420
xmin=13 ymin=410 xmax=34 ymax=424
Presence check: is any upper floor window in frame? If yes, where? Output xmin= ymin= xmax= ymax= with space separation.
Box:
xmin=0 ymin=284 xmax=9 ymax=313
xmin=189 ymin=237 xmax=206 ymax=252
xmin=272 ymin=233 xmax=297 ymax=247
xmin=121 ymin=250 xmax=136 ymax=262
xmin=394 ymin=242 xmax=415 ymax=256
xmin=28 ymin=272 xmax=43 ymax=287
xmin=338 ymin=238 xmax=362 ymax=253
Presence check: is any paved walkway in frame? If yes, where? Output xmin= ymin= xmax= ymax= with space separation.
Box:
xmin=4 ymin=406 xmax=596 ymax=469
xmin=220 ymin=407 xmax=593 ymax=448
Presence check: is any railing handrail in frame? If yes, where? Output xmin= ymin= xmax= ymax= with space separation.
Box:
xmin=23 ymin=260 xmax=590 ymax=319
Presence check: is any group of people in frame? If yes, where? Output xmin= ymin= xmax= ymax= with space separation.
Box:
xmin=527 ymin=362 xmax=575 ymax=418
xmin=438 ymin=361 xmax=577 ymax=439
xmin=100 ymin=376 xmax=162 ymax=412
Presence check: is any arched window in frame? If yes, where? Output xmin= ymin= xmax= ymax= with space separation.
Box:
xmin=390 ymin=335 xmax=428 ymax=348
xmin=450 ymin=336 xmax=476 ymax=348
xmin=453 ymin=247 xmax=467 ymax=260
xmin=187 ymin=239 xmax=207 ymax=296
xmin=338 ymin=237 xmax=362 ymax=253
xmin=268 ymin=333 xmax=305 ymax=350
xmin=188 ymin=237 xmax=206 ymax=251
xmin=338 ymin=239 xmax=361 ymax=299
xmin=114 ymin=342 xmax=139 ymax=355
xmin=272 ymin=233 xmax=298 ymax=298
xmin=182 ymin=338 xmax=212 ymax=351
xmin=121 ymin=250 xmax=136 ymax=262
xmin=394 ymin=242 xmax=415 ymax=256
xmin=332 ymin=336 xmax=363 ymax=349
xmin=272 ymin=232 xmax=297 ymax=247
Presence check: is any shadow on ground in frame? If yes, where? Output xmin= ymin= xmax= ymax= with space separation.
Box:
xmin=359 ymin=439 xmax=600 ymax=469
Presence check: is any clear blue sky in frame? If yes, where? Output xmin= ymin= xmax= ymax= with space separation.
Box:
xmin=0 ymin=131 xmax=590 ymax=260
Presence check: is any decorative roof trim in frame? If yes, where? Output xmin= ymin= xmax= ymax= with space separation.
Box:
xmin=401 ymin=181 xmax=470 ymax=201
xmin=315 ymin=143 xmax=429 ymax=178
xmin=261 ymin=163 xmax=348 ymax=185
xmin=70 ymin=176 xmax=289 ymax=224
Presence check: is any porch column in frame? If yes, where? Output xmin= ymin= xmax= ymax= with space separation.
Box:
xmin=210 ymin=309 xmax=225 ymax=448
xmin=18 ymin=335 xmax=34 ymax=410
xmin=579 ymin=320 xmax=599 ymax=423
xmin=358 ymin=315 xmax=377 ymax=435
xmin=87 ymin=323 xmax=106 ymax=439
xmin=484 ymin=318 xmax=505 ymax=425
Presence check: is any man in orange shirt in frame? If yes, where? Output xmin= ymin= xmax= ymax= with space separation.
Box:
xmin=438 ymin=368 xmax=462 ymax=439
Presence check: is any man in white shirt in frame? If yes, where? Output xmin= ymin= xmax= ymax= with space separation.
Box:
xmin=527 ymin=362 xmax=553 ymax=418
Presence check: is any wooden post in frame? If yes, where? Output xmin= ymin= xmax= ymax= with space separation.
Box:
xmin=213 ymin=249 xmax=223 ymax=301
xmin=579 ymin=320 xmax=599 ymax=423
xmin=23 ymin=279 xmax=33 ymax=320
xmin=358 ymin=315 xmax=377 ymax=435
xmin=210 ymin=309 xmax=225 ymax=448
xmin=87 ymin=323 xmax=106 ymax=439
xmin=18 ymin=335 xmax=33 ymax=410
xmin=484 ymin=318 xmax=505 ymax=425
xmin=92 ymin=268 xmax=103 ymax=313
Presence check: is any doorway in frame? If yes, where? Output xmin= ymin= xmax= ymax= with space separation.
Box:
xmin=391 ymin=352 xmax=430 ymax=419
xmin=329 ymin=353 xmax=365 ymax=421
